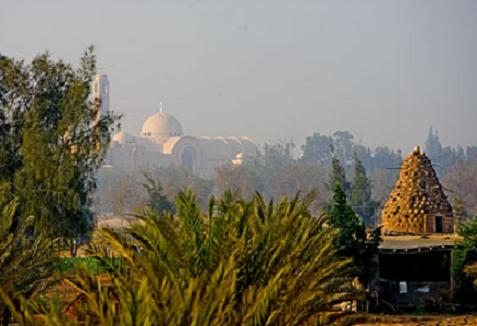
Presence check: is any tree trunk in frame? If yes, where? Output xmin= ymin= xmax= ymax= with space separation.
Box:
xmin=69 ymin=239 xmax=78 ymax=257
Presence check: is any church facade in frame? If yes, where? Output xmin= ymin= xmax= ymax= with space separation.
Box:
xmin=95 ymin=74 xmax=257 ymax=178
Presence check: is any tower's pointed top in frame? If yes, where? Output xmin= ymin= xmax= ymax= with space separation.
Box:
xmin=381 ymin=147 xmax=453 ymax=234
xmin=159 ymin=102 xmax=165 ymax=113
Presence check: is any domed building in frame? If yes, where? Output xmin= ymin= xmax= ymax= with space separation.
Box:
xmin=107 ymin=108 xmax=257 ymax=178
xmin=141 ymin=112 xmax=183 ymax=144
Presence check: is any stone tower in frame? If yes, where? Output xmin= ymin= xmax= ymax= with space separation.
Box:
xmin=92 ymin=74 xmax=110 ymax=120
xmin=92 ymin=74 xmax=110 ymax=153
xmin=381 ymin=146 xmax=453 ymax=234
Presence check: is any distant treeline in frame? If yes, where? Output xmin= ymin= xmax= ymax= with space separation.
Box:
xmin=95 ymin=128 xmax=477 ymax=220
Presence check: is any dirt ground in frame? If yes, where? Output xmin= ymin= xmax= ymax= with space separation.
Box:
xmin=353 ymin=315 xmax=477 ymax=325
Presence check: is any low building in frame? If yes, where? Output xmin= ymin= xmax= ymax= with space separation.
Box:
xmin=378 ymin=234 xmax=459 ymax=309
xmin=377 ymin=146 xmax=457 ymax=310
xmin=106 ymin=110 xmax=257 ymax=178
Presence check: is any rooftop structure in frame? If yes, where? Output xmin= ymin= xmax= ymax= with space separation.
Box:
xmin=381 ymin=146 xmax=453 ymax=235
xmin=377 ymin=147 xmax=457 ymax=309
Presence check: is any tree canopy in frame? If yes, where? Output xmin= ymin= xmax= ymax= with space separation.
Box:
xmin=0 ymin=48 xmax=119 ymax=252
xmin=327 ymin=182 xmax=380 ymax=285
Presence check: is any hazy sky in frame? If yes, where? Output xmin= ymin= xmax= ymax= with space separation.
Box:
xmin=1 ymin=0 xmax=476 ymax=152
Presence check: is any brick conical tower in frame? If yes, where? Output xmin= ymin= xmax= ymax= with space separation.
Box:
xmin=381 ymin=146 xmax=453 ymax=234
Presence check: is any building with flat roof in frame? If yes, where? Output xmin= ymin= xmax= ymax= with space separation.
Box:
xmin=376 ymin=147 xmax=456 ymax=311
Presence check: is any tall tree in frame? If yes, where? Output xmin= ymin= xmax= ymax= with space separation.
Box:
xmin=301 ymin=132 xmax=334 ymax=165
xmin=425 ymin=126 xmax=443 ymax=159
xmin=332 ymin=130 xmax=354 ymax=164
xmin=329 ymin=156 xmax=350 ymax=196
xmin=328 ymin=182 xmax=380 ymax=289
xmin=0 ymin=48 xmax=120 ymax=254
xmin=351 ymin=155 xmax=371 ymax=206
xmin=424 ymin=126 xmax=443 ymax=175
xmin=144 ymin=173 xmax=175 ymax=214
xmin=351 ymin=155 xmax=377 ymax=225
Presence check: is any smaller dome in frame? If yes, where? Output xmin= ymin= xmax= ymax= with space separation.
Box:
xmin=112 ymin=131 xmax=135 ymax=144
xmin=141 ymin=112 xmax=183 ymax=144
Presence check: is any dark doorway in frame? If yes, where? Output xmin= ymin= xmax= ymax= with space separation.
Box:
xmin=435 ymin=216 xmax=443 ymax=233
xmin=181 ymin=146 xmax=197 ymax=172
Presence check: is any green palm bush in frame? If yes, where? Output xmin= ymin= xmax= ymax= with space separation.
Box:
xmin=0 ymin=199 xmax=59 ymax=325
xmin=6 ymin=191 xmax=356 ymax=325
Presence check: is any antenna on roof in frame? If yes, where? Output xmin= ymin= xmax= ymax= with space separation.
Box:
xmin=159 ymin=102 xmax=164 ymax=113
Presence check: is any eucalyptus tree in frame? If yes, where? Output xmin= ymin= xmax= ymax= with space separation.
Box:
xmin=0 ymin=48 xmax=120 ymax=254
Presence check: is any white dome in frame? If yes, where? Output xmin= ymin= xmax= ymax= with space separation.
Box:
xmin=141 ymin=112 xmax=183 ymax=144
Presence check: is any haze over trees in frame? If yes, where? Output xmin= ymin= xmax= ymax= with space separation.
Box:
xmin=94 ymin=125 xmax=477 ymax=223
xmin=0 ymin=42 xmax=476 ymax=324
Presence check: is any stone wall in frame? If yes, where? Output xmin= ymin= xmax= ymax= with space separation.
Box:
xmin=381 ymin=146 xmax=453 ymax=234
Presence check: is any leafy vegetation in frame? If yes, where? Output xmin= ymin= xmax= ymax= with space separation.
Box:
xmin=451 ymin=217 xmax=477 ymax=303
xmin=327 ymin=183 xmax=380 ymax=288
xmin=2 ymin=191 xmax=358 ymax=325
xmin=0 ymin=200 xmax=59 ymax=325
xmin=1 ymin=45 xmax=476 ymax=326
xmin=55 ymin=257 xmax=121 ymax=275
xmin=0 ymin=48 xmax=119 ymax=256
xmin=143 ymin=173 xmax=175 ymax=214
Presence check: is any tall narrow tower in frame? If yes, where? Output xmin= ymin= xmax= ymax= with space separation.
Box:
xmin=92 ymin=74 xmax=110 ymax=120
xmin=92 ymin=74 xmax=110 ymax=153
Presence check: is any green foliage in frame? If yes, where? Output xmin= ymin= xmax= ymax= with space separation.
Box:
xmin=143 ymin=173 xmax=175 ymax=214
xmin=350 ymin=155 xmax=378 ymax=226
xmin=452 ymin=217 xmax=477 ymax=302
xmin=0 ymin=48 xmax=120 ymax=251
xmin=149 ymin=165 xmax=214 ymax=209
xmin=329 ymin=157 xmax=349 ymax=194
xmin=327 ymin=182 xmax=380 ymax=285
xmin=350 ymin=155 xmax=371 ymax=207
xmin=6 ymin=191 xmax=357 ymax=325
xmin=56 ymin=257 xmax=122 ymax=275
xmin=0 ymin=199 xmax=59 ymax=322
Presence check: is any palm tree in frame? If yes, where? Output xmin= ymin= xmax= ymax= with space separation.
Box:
xmin=8 ymin=191 xmax=357 ymax=325
xmin=0 ymin=199 xmax=59 ymax=325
